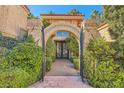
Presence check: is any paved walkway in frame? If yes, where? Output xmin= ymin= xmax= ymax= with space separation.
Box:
xmin=46 ymin=59 xmax=80 ymax=76
xmin=29 ymin=76 xmax=91 ymax=88
xmin=29 ymin=59 xmax=91 ymax=88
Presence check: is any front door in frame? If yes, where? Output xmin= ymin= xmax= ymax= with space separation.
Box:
xmin=56 ymin=41 xmax=69 ymax=59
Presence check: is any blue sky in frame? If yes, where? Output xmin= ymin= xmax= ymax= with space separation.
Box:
xmin=28 ymin=5 xmax=103 ymax=19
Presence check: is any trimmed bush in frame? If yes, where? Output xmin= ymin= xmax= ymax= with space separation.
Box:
xmin=0 ymin=68 xmax=31 ymax=88
xmin=46 ymin=57 xmax=53 ymax=72
xmin=73 ymin=58 xmax=80 ymax=70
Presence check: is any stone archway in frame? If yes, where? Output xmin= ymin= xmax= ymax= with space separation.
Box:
xmin=44 ymin=21 xmax=80 ymax=45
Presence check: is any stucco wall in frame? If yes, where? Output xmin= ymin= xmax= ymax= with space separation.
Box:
xmin=27 ymin=19 xmax=42 ymax=47
xmin=42 ymin=14 xmax=83 ymax=28
xmin=98 ymin=24 xmax=114 ymax=42
xmin=0 ymin=6 xmax=9 ymax=35
xmin=0 ymin=5 xmax=28 ymax=40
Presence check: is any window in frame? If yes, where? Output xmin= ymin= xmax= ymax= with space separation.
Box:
xmin=56 ymin=32 xmax=69 ymax=38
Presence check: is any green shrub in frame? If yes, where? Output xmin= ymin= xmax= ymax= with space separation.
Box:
xmin=1 ymin=37 xmax=17 ymax=49
xmin=0 ymin=32 xmax=3 ymax=46
xmin=0 ymin=47 xmax=9 ymax=57
xmin=73 ymin=58 xmax=80 ymax=70
xmin=0 ymin=34 xmax=43 ymax=87
xmin=25 ymin=35 xmax=35 ymax=43
xmin=87 ymin=38 xmax=115 ymax=61
xmin=46 ymin=38 xmax=56 ymax=62
xmin=7 ymin=43 xmax=42 ymax=83
xmin=0 ymin=68 xmax=31 ymax=88
xmin=70 ymin=56 xmax=73 ymax=63
xmin=0 ymin=33 xmax=17 ymax=49
xmin=0 ymin=47 xmax=9 ymax=69
xmin=83 ymin=38 xmax=124 ymax=88
xmin=5 ymin=39 xmax=17 ymax=49
xmin=66 ymin=35 xmax=79 ymax=57
xmin=46 ymin=57 xmax=53 ymax=72
xmin=83 ymin=50 xmax=97 ymax=80
xmin=90 ymin=60 xmax=122 ymax=88
xmin=113 ymin=34 xmax=124 ymax=61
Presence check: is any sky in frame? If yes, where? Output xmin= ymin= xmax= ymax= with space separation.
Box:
xmin=28 ymin=5 xmax=103 ymax=19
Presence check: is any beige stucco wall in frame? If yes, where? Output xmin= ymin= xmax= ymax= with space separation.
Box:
xmin=0 ymin=6 xmax=10 ymax=36
xmin=41 ymin=14 xmax=83 ymax=27
xmin=27 ymin=19 xmax=42 ymax=47
xmin=0 ymin=5 xmax=29 ymax=40
xmin=97 ymin=24 xmax=115 ymax=42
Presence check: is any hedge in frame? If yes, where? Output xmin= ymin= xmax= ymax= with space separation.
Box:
xmin=46 ymin=57 xmax=53 ymax=72
xmin=73 ymin=58 xmax=80 ymax=70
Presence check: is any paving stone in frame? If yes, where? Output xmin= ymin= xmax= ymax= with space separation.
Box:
xmin=29 ymin=59 xmax=91 ymax=88
xmin=29 ymin=76 xmax=91 ymax=88
xmin=46 ymin=59 xmax=80 ymax=76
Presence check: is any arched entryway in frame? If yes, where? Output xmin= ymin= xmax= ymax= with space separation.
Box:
xmin=41 ymin=21 xmax=84 ymax=81
xmin=44 ymin=21 xmax=80 ymax=44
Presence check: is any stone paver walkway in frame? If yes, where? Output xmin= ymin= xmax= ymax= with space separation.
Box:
xmin=29 ymin=59 xmax=91 ymax=88
xmin=29 ymin=76 xmax=91 ymax=88
xmin=46 ymin=59 xmax=80 ymax=76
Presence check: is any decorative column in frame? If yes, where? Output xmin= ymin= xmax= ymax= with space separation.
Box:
xmin=80 ymin=21 xmax=85 ymax=82
xmin=41 ymin=26 xmax=46 ymax=82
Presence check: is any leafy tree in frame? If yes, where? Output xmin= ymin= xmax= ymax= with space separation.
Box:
xmin=27 ymin=13 xmax=38 ymax=19
xmin=48 ymin=10 xmax=55 ymax=14
xmin=113 ymin=33 xmax=124 ymax=61
xmin=103 ymin=6 xmax=124 ymax=68
xmin=42 ymin=18 xmax=51 ymax=28
xmin=68 ymin=9 xmax=81 ymax=15
xmin=87 ymin=38 xmax=115 ymax=62
xmin=103 ymin=6 xmax=124 ymax=39
xmin=66 ymin=35 xmax=79 ymax=57
xmin=90 ymin=10 xmax=102 ymax=25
